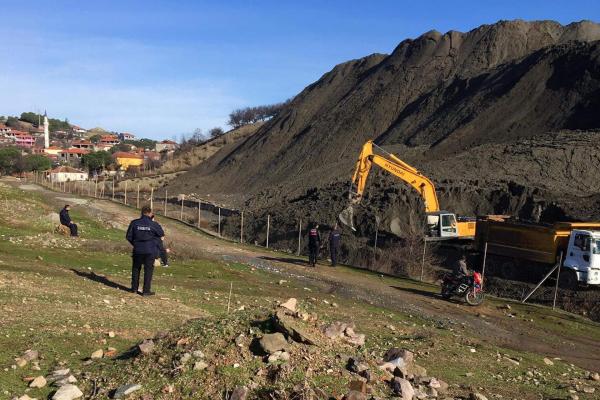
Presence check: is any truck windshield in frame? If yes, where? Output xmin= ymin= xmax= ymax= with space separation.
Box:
xmin=594 ymin=240 xmax=600 ymax=254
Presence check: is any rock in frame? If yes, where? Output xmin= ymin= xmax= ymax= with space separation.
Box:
xmin=392 ymin=377 xmax=414 ymax=400
xmin=108 ymin=331 xmax=116 ymax=338
xmin=343 ymin=327 xmax=365 ymax=346
xmin=343 ymin=391 xmax=367 ymax=400
xmin=408 ymin=364 xmax=427 ymax=378
xmin=347 ymin=357 xmax=369 ymax=373
xmin=469 ymin=393 xmax=488 ymax=400
xmin=230 ymin=386 xmax=249 ymax=400
xmin=384 ymin=348 xmax=414 ymax=364
xmin=348 ymin=380 xmax=367 ymax=393
xmin=18 ymin=395 xmax=36 ymax=400
xmin=113 ymin=384 xmax=142 ymax=399
xmin=567 ymin=394 xmax=579 ymax=400
xmin=324 ymin=322 xmax=347 ymax=339
xmin=429 ymin=378 xmax=448 ymax=393
xmin=274 ymin=310 xmax=318 ymax=345
xmin=15 ymin=358 xmax=27 ymax=368
xmin=543 ymin=357 xmax=554 ymax=366
xmin=267 ymin=354 xmax=280 ymax=364
xmin=137 ymin=339 xmax=154 ymax=355
xmin=180 ymin=353 xmax=192 ymax=364
xmin=279 ymin=351 xmax=290 ymax=361
xmin=90 ymin=349 xmax=103 ymax=359
xmin=590 ymin=372 xmax=600 ymax=381
xmin=259 ymin=333 xmax=289 ymax=354
xmin=280 ymin=298 xmax=297 ymax=312
xmin=52 ymin=384 xmax=83 ymax=400
xmin=193 ymin=361 xmax=208 ymax=371
xmin=192 ymin=350 xmax=205 ymax=358
xmin=29 ymin=376 xmax=47 ymax=388
xmin=54 ymin=375 xmax=77 ymax=387
xmin=22 ymin=350 xmax=39 ymax=361
xmin=105 ymin=347 xmax=117 ymax=358
xmin=582 ymin=387 xmax=596 ymax=394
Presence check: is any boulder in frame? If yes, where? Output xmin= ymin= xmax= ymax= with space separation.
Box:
xmin=384 ymin=348 xmax=414 ymax=364
xmin=392 ymin=377 xmax=415 ymax=400
xmin=259 ymin=333 xmax=289 ymax=354
xmin=193 ymin=361 xmax=208 ymax=371
xmin=280 ymin=298 xmax=297 ymax=312
xmin=274 ymin=310 xmax=318 ymax=345
xmin=22 ymin=350 xmax=39 ymax=361
xmin=90 ymin=349 xmax=103 ymax=359
xmin=324 ymin=322 xmax=347 ymax=339
xmin=470 ymin=393 xmax=488 ymax=400
xmin=29 ymin=376 xmax=47 ymax=388
xmin=52 ymin=384 xmax=83 ymax=400
xmin=55 ymin=225 xmax=70 ymax=236
xmin=137 ymin=339 xmax=155 ymax=355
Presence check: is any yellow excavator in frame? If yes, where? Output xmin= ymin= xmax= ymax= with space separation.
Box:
xmin=339 ymin=140 xmax=476 ymax=240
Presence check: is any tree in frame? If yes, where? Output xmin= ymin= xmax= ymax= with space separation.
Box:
xmin=89 ymin=134 xmax=102 ymax=144
xmin=0 ymin=147 xmax=21 ymax=175
xmin=227 ymin=100 xmax=290 ymax=128
xmin=23 ymin=154 xmax=52 ymax=171
xmin=209 ymin=127 xmax=225 ymax=138
xmin=82 ymin=151 xmax=113 ymax=172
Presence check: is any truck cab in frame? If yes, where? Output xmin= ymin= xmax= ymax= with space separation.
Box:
xmin=426 ymin=212 xmax=476 ymax=240
xmin=563 ymin=229 xmax=600 ymax=287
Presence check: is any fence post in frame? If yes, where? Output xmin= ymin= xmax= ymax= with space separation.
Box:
xmin=150 ymin=187 xmax=154 ymax=210
xmin=297 ymin=219 xmax=302 ymax=256
xmin=112 ymin=179 xmax=115 ymax=200
xmin=266 ymin=214 xmax=270 ymax=248
xmin=481 ymin=242 xmax=489 ymax=290
xmin=124 ymin=181 xmax=128 ymax=205
xmin=240 ymin=211 xmax=244 ymax=243
xmin=164 ymin=190 xmax=168 ymax=216
xmin=553 ymin=252 xmax=565 ymax=310
xmin=197 ymin=200 xmax=201 ymax=229
xmin=218 ymin=207 xmax=221 ymax=237
xmin=136 ymin=184 xmax=140 ymax=209
xmin=180 ymin=195 xmax=184 ymax=221
xmin=420 ymin=239 xmax=427 ymax=282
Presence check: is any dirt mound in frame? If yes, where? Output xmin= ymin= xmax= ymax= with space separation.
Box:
xmin=165 ymin=20 xmax=600 ymax=269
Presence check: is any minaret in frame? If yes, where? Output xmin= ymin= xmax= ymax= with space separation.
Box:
xmin=43 ymin=111 xmax=49 ymax=149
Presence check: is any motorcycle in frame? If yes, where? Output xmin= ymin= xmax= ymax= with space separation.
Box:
xmin=441 ymin=271 xmax=484 ymax=306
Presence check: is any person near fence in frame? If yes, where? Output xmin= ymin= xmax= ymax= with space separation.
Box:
xmin=59 ymin=204 xmax=78 ymax=237
xmin=454 ymin=254 xmax=469 ymax=277
xmin=151 ymin=214 xmax=170 ymax=268
xmin=328 ymin=223 xmax=341 ymax=267
xmin=126 ymin=206 xmax=164 ymax=296
xmin=308 ymin=223 xmax=321 ymax=267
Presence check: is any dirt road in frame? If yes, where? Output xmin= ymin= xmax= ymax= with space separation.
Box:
xmin=27 ymin=182 xmax=600 ymax=372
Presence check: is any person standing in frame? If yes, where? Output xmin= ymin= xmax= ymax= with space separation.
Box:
xmin=307 ymin=223 xmax=321 ymax=267
xmin=59 ymin=204 xmax=78 ymax=237
xmin=328 ymin=223 xmax=341 ymax=267
xmin=126 ymin=206 xmax=164 ymax=296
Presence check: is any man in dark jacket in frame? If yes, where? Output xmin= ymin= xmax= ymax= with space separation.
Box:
xmin=59 ymin=205 xmax=78 ymax=237
xmin=454 ymin=255 xmax=469 ymax=277
xmin=328 ymin=223 xmax=341 ymax=267
xmin=307 ymin=223 xmax=321 ymax=267
xmin=126 ymin=206 xmax=164 ymax=296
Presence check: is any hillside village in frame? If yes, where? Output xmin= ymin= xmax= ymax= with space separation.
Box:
xmin=0 ymin=112 xmax=180 ymax=180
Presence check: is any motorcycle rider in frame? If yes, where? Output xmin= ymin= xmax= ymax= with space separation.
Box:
xmin=454 ymin=254 xmax=469 ymax=277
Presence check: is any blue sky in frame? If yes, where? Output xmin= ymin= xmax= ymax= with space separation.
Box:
xmin=0 ymin=1 xmax=598 ymax=139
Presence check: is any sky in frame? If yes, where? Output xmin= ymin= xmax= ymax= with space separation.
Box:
xmin=0 ymin=1 xmax=599 ymax=140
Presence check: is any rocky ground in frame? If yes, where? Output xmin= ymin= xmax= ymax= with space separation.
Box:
xmin=2 ymin=179 xmax=600 ymax=400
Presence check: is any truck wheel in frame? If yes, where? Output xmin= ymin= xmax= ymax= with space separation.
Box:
xmin=559 ymin=269 xmax=578 ymax=290
xmin=500 ymin=260 xmax=519 ymax=281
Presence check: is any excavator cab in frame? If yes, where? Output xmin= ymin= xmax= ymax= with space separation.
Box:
xmin=427 ymin=212 xmax=458 ymax=238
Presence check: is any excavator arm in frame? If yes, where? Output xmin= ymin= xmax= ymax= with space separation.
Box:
xmin=348 ymin=141 xmax=440 ymax=212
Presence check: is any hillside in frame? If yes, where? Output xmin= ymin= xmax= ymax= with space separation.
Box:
xmin=157 ymin=122 xmax=263 ymax=175
xmin=2 ymin=180 xmax=600 ymax=400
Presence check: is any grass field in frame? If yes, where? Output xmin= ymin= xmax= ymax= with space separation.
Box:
xmin=1 ymin=181 xmax=599 ymax=399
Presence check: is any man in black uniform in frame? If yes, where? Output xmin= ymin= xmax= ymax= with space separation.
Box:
xmin=126 ymin=206 xmax=164 ymax=296
xmin=59 ymin=204 xmax=78 ymax=237
xmin=307 ymin=223 xmax=321 ymax=267
xmin=328 ymin=223 xmax=341 ymax=267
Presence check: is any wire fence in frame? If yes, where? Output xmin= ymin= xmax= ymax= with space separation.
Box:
xmin=29 ymin=171 xmax=314 ymax=256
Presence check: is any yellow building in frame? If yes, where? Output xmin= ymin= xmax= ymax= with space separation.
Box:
xmin=113 ymin=152 xmax=144 ymax=170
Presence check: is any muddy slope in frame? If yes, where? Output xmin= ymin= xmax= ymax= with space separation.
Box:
xmin=166 ymin=20 xmax=600 ymax=260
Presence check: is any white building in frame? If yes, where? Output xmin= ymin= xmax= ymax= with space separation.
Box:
xmin=48 ymin=166 xmax=89 ymax=183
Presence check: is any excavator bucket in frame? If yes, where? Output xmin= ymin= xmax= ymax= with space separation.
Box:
xmin=338 ymin=204 xmax=356 ymax=231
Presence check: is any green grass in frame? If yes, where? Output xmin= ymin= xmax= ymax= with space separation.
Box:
xmin=1 ymin=182 xmax=599 ymax=400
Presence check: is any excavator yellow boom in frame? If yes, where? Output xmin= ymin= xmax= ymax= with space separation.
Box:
xmin=339 ymin=140 xmax=475 ymax=240
xmin=350 ymin=141 xmax=440 ymax=212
